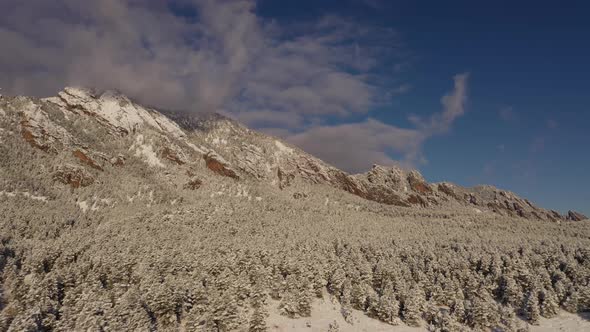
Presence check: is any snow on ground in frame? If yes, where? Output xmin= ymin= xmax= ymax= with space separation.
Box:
xmin=267 ymin=298 xmax=590 ymax=332
xmin=267 ymin=296 xmax=422 ymax=332
xmin=530 ymin=311 xmax=590 ymax=332
xmin=21 ymin=192 xmax=48 ymax=202
xmin=0 ymin=191 xmax=48 ymax=202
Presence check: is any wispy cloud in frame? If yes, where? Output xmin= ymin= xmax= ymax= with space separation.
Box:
xmin=284 ymin=73 xmax=470 ymax=172
xmin=417 ymin=73 xmax=470 ymax=135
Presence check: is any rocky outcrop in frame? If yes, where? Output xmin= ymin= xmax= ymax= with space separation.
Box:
xmin=566 ymin=211 xmax=588 ymax=221
xmin=46 ymin=87 xmax=185 ymax=138
xmin=364 ymin=165 xmax=405 ymax=190
xmin=204 ymin=151 xmax=239 ymax=179
xmin=18 ymin=99 xmax=72 ymax=153
xmin=407 ymin=194 xmax=428 ymax=207
xmin=52 ymin=165 xmax=94 ymax=188
xmin=73 ymin=149 xmax=104 ymax=171
xmin=161 ymin=146 xmax=186 ymax=165
xmin=407 ymin=171 xmax=433 ymax=195
xmin=277 ymin=167 xmax=295 ymax=189
xmin=438 ymin=182 xmax=460 ymax=200
xmin=110 ymin=154 xmax=126 ymax=167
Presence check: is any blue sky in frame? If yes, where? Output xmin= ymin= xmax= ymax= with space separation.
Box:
xmin=1 ymin=0 xmax=588 ymax=214
xmin=257 ymin=0 xmax=590 ymax=215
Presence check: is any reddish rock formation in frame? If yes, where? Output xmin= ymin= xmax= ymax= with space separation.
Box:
xmin=331 ymin=171 xmax=366 ymax=197
xmin=407 ymin=171 xmax=433 ymax=195
xmin=73 ymin=149 xmax=104 ymax=171
xmin=204 ymin=152 xmax=239 ymax=179
xmin=20 ymin=119 xmax=53 ymax=152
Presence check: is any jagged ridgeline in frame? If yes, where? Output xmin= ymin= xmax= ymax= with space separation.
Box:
xmin=0 ymin=89 xmax=588 ymax=331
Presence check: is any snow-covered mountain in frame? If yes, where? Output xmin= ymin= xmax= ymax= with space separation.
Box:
xmin=0 ymin=87 xmax=585 ymax=221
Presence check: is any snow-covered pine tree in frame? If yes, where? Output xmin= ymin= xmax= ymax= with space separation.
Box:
xmin=539 ymin=288 xmax=559 ymax=318
xmin=522 ymin=290 xmax=540 ymax=325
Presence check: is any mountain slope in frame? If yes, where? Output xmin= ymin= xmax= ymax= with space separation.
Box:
xmin=0 ymin=87 xmax=582 ymax=222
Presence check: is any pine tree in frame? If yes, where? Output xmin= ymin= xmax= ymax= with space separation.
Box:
xmin=523 ymin=290 xmax=540 ymax=325
xmin=327 ymin=320 xmax=340 ymax=332
xmin=402 ymin=287 xmax=424 ymax=327
xmin=467 ymin=292 xmax=499 ymax=329
xmin=350 ymin=282 xmax=367 ymax=311
xmin=539 ymin=288 xmax=559 ymax=318
xmin=500 ymin=275 xmax=522 ymax=307
xmin=563 ymin=290 xmax=580 ymax=313
xmin=375 ymin=284 xmax=401 ymax=325
xmin=249 ymin=306 xmax=268 ymax=332
xmin=327 ymin=267 xmax=346 ymax=297
xmin=500 ymin=305 xmax=518 ymax=332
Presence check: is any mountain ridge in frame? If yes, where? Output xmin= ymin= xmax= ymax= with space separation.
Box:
xmin=0 ymin=87 xmax=586 ymax=222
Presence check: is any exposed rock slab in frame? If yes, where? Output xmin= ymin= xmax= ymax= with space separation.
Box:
xmin=567 ymin=211 xmax=588 ymax=221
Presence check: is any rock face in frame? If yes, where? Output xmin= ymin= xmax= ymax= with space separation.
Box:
xmin=204 ymin=151 xmax=239 ymax=179
xmin=567 ymin=211 xmax=588 ymax=221
xmin=0 ymin=87 xmax=576 ymax=221
xmin=52 ymin=165 xmax=94 ymax=188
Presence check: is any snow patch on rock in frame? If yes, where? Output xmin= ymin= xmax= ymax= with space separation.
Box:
xmin=54 ymin=87 xmax=185 ymax=138
xmin=77 ymin=201 xmax=89 ymax=213
xmin=212 ymin=136 xmax=227 ymax=145
xmin=130 ymin=134 xmax=165 ymax=168
xmin=274 ymin=140 xmax=293 ymax=154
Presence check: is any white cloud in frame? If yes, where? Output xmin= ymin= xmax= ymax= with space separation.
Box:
xmin=0 ymin=0 xmax=263 ymax=111
xmin=0 ymin=0 xmax=397 ymax=118
xmin=284 ymin=74 xmax=470 ymax=172
xmin=409 ymin=73 xmax=469 ymax=135
xmin=287 ymin=118 xmax=422 ymax=173
xmin=0 ymin=0 xmax=468 ymax=173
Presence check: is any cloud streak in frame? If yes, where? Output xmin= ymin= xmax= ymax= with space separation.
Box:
xmin=284 ymin=73 xmax=470 ymax=173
